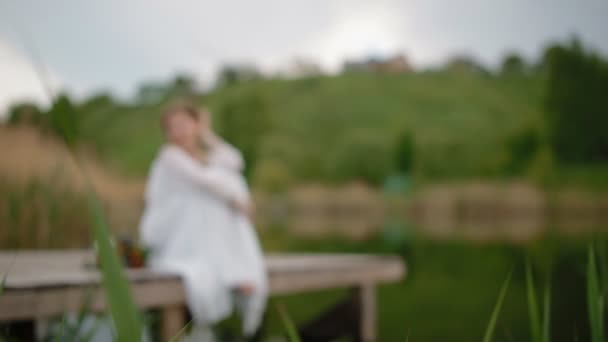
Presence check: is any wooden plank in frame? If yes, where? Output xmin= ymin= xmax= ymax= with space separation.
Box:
xmin=0 ymin=278 xmax=185 ymax=321
xmin=0 ymin=251 xmax=406 ymax=328
xmin=0 ymin=252 xmax=405 ymax=291
xmin=270 ymin=258 xmax=403 ymax=295
xmin=0 ymin=266 xmax=398 ymax=321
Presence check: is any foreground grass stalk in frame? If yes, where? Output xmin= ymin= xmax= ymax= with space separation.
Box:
xmin=20 ymin=32 xmax=144 ymax=340
xmin=86 ymin=188 xmax=142 ymax=341
xmin=277 ymin=303 xmax=301 ymax=342
xmin=168 ymin=320 xmax=193 ymax=342
xmin=526 ymin=260 xmax=541 ymax=342
xmin=541 ymin=283 xmax=551 ymax=342
xmin=587 ymin=243 xmax=604 ymax=342
xmin=483 ymin=269 xmax=512 ymax=342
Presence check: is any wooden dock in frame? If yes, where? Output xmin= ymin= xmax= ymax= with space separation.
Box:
xmin=0 ymin=250 xmax=405 ymax=341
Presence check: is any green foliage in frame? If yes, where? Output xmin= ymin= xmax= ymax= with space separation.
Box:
xmin=49 ymin=67 xmax=544 ymax=185
xmin=325 ymin=130 xmax=393 ymax=185
xmin=7 ymin=102 xmax=46 ymax=127
xmin=170 ymin=74 xmax=197 ymax=99
xmin=544 ymin=40 xmax=608 ymax=164
xmin=501 ymin=53 xmax=527 ymax=75
xmin=16 ymin=46 xmax=606 ymax=188
xmin=49 ymin=94 xmax=80 ymax=147
xmin=79 ymin=93 xmax=115 ymax=112
xmin=215 ymin=89 xmax=271 ymax=179
xmin=216 ymin=65 xmax=263 ymax=87
xmin=505 ymin=127 xmax=540 ymax=175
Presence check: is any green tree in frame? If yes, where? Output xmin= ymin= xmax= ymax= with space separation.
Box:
xmin=216 ymin=65 xmax=262 ymax=87
xmin=7 ymin=102 xmax=45 ymax=127
xmin=505 ymin=127 xmax=540 ymax=175
xmin=544 ymin=39 xmax=608 ymax=164
xmin=48 ymin=94 xmax=80 ymax=147
xmin=170 ymin=74 xmax=197 ymax=98
xmin=501 ymin=53 xmax=526 ymax=75
xmin=215 ymin=90 xmax=271 ymax=179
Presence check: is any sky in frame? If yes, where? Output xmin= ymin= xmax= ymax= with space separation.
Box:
xmin=0 ymin=0 xmax=607 ymax=116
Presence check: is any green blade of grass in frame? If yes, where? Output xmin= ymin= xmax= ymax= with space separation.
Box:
xmin=596 ymin=240 xmax=608 ymax=287
xmin=541 ymin=282 xmax=551 ymax=342
xmin=587 ymin=243 xmax=604 ymax=342
xmin=526 ymin=259 xmax=541 ymax=342
xmin=168 ymin=319 xmax=193 ymax=342
xmin=276 ymin=303 xmax=301 ymax=342
xmin=88 ymin=191 xmax=142 ymax=342
xmin=16 ymin=25 xmax=142 ymax=341
xmin=483 ymin=269 xmax=512 ymax=342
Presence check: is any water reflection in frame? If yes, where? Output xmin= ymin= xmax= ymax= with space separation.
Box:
xmin=255 ymin=182 xmax=608 ymax=242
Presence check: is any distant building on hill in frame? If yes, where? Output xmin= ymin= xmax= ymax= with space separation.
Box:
xmin=286 ymin=57 xmax=323 ymax=78
xmin=343 ymin=54 xmax=412 ymax=74
xmin=444 ymin=55 xmax=488 ymax=74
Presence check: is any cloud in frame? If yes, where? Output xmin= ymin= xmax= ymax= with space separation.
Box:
xmin=0 ymin=0 xmax=606 ymax=113
xmin=0 ymin=37 xmax=61 ymax=118
xmin=294 ymin=1 xmax=411 ymax=72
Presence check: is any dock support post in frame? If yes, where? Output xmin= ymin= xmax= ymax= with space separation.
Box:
xmin=356 ymin=283 xmax=377 ymax=342
xmin=161 ymin=305 xmax=185 ymax=341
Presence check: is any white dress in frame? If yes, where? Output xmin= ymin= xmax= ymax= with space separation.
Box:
xmin=139 ymin=143 xmax=267 ymax=337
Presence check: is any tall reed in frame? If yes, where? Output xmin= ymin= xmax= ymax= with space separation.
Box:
xmin=525 ymin=259 xmax=551 ymax=342
xmin=20 ymin=35 xmax=144 ymax=340
xmin=483 ymin=269 xmax=512 ymax=342
xmin=587 ymin=243 xmax=604 ymax=342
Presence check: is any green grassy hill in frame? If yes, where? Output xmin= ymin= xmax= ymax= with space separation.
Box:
xmin=78 ymin=70 xmax=545 ymax=187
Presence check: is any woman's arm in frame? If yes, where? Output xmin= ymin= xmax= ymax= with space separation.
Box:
xmin=161 ymin=145 xmax=246 ymax=206
xmin=204 ymin=133 xmax=245 ymax=172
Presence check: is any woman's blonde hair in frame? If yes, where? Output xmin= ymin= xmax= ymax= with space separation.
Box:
xmin=161 ymin=101 xmax=200 ymax=129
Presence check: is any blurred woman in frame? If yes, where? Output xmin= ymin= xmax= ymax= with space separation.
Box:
xmin=139 ymin=103 xmax=267 ymax=340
